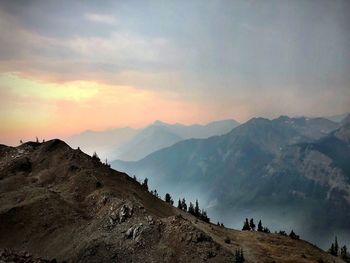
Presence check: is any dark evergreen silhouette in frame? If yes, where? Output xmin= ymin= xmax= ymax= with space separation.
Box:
xmin=200 ymin=209 xmax=210 ymax=223
xmin=242 ymin=218 xmax=251 ymax=231
xmin=341 ymin=245 xmax=349 ymax=261
xmin=289 ymin=230 xmax=299 ymax=240
xmin=92 ymin=151 xmax=100 ymax=162
xmin=104 ymin=158 xmax=111 ymax=168
xmin=330 ymin=243 xmax=336 ymax=256
xmin=181 ymin=198 xmax=187 ymax=212
xmin=177 ymin=199 xmax=182 ymax=210
xmin=142 ymin=178 xmax=148 ymax=191
xmin=278 ymin=230 xmax=287 ymax=236
xmin=165 ymin=193 xmax=174 ymax=205
xmin=249 ymin=218 xmax=256 ymax=231
xmin=194 ymin=199 xmax=200 ymax=217
xmin=335 ymin=236 xmax=339 ymax=257
xmin=188 ymin=202 xmax=195 ymax=215
xmin=329 ymin=236 xmax=339 ymax=256
xmin=155 ymin=190 xmax=159 ymax=197
xmin=257 ymin=220 xmax=263 ymax=232
xmin=262 ymin=227 xmax=270 ymax=233
xmin=153 ymin=189 xmax=159 ymax=198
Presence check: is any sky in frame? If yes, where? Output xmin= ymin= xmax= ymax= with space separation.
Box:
xmin=1 ymin=0 xmax=350 ymax=145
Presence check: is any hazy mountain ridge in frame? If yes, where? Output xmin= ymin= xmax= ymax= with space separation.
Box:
xmin=67 ymin=119 xmax=239 ymax=162
xmin=66 ymin=127 xmax=139 ymax=159
xmin=112 ymin=115 xmax=348 ymax=248
xmin=324 ymin=112 xmax=350 ymax=123
xmin=111 ymin=125 xmax=183 ymax=162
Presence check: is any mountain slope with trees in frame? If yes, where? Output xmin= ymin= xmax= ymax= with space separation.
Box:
xmin=0 ymin=139 xmax=343 ymax=262
xmin=112 ymin=116 xmax=348 ymax=248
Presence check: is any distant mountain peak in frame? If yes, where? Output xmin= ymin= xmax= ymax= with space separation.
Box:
xmin=153 ymin=120 xmax=167 ymax=126
xmin=341 ymin=113 xmax=350 ymax=125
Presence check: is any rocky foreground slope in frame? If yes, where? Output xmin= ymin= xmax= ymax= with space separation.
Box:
xmin=0 ymin=140 xmax=343 ymax=262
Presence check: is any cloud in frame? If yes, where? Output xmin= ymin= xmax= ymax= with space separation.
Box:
xmin=0 ymin=0 xmax=349 ymax=145
xmin=0 ymin=73 xmax=202 ymax=145
xmin=84 ymin=13 xmax=117 ymax=25
xmin=0 ymin=9 xmax=179 ymax=84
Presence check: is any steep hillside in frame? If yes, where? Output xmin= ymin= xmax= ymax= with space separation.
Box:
xmin=112 ymin=116 xmax=347 ymax=248
xmin=0 ymin=140 xmax=341 ymax=263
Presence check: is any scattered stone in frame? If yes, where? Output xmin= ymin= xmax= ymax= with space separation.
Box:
xmin=109 ymin=203 xmax=133 ymax=226
xmin=146 ymin=215 xmax=154 ymax=225
xmin=125 ymin=223 xmax=143 ymax=241
xmin=126 ymin=226 xmax=134 ymax=238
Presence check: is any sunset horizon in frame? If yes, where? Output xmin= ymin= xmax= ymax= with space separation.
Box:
xmin=1 ymin=0 xmax=350 ymax=146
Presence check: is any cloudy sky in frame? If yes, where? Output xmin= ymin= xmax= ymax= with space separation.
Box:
xmin=1 ymin=0 xmax=350 ymax=144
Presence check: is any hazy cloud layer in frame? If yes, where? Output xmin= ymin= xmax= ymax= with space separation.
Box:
xmin=0 ymin=0 xmax=350 ymax=143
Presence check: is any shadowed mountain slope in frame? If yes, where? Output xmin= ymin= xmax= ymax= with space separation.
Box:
xmin=112 ymin=116 xmax=348 ymax=248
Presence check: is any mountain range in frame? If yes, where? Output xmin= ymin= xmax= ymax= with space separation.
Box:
xmin=67 ymin=119 xmax=239 ymax=161
xmin=112 ymin=115 xmax=349 ymax=248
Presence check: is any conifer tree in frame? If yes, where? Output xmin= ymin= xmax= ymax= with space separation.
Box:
xmin=341 ymin=245 xmax=347 ymax=260
xmin=154 ymin=189 xmax=159 ymax=197
xmin=289 ymin=230 xmax=299 ymax=240
xmin=177 ymin=199 xmax=182 ymax=210
xmin=242 ymin=218 xmax=251 ymax=231
xmin=181 ymin=198 xmax=187 ymax=211
xmin=200 ymin=210 xmax=210 ymax=223
xmin=194 ymin=199 xmax=200 ymax=217
xmin=165 ymin=193 xmax=172 ymax=204
xmin=330 ymin=243 xmax=335 ymax=256
xmin=188 ymin=202 xmax=195 ymax=215
xmin=249 ymin=218 xmax=256 ymax=231
xmin=257 ymin=220 xmax=263 ymax=232
xmin=142 ymin=178 xmax=148 ymax=191
xmin=334 ymin=236 xmax=339 ymax=257
xmin=263 ymin=227 xmax=270 ymax=233
xmin=92 ymin=151 xmax=100 ymax=162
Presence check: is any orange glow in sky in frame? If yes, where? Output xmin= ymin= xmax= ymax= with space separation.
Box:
xmin=0 ymin=73 xmax=225 ymax=145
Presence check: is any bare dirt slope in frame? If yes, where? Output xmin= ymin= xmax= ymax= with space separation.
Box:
xmin=0 ymin=140 xmax=343 ymax=263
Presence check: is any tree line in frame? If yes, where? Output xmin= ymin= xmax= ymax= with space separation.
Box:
xmin=329 ymin=236 xmax=349 ymax=262
xmin=133 ymin=176 xmax=210 ymax=223
xmin=241 ymin=218 xmax=300 ymax=240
